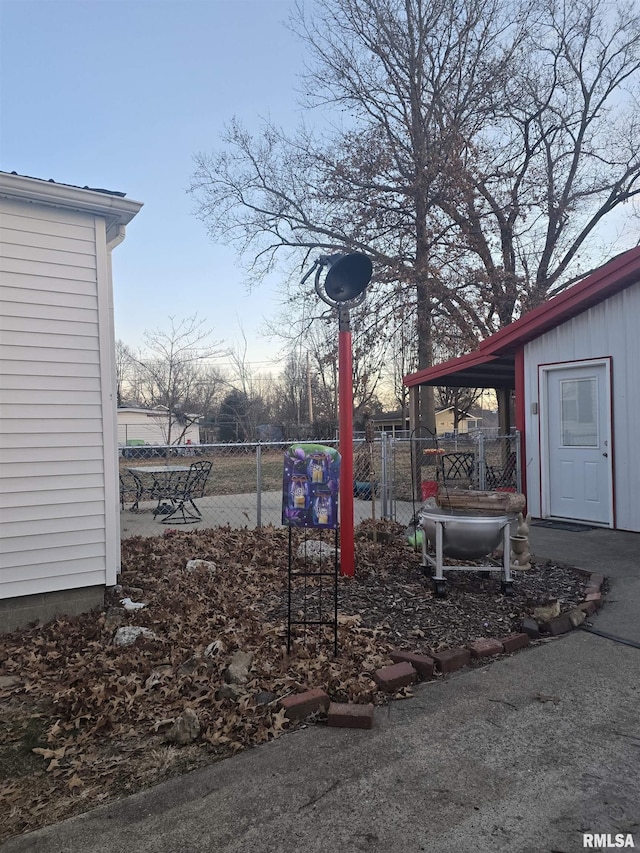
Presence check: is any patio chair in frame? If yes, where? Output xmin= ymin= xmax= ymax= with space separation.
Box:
xmin=485 ymin=452 xmax=517 ymax=491
xmin=119 ymin=471 xmax=143 ymax=511
xmin=154 ymin=460 xmax=212 ymax=525
xmin=438 ymin=452 xmax=476 ymax=488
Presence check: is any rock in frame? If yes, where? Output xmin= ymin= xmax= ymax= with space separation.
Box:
xmin=126 ymin=587 xmax=144 ymax=598
xmin=204 ymin=640 xmax=226 ymax=659
xmin=185 ymin=559 xmax=217 ymax=573
xmin=520 ymin=617 xmax=540 ymax=639
xmin=166 ymin=708 xmax=200 ymax=744
xmin=224 ymin=650 xmax=254 ymax=684
xmin=112 ymin=584 xmax=124 ymax=595
xmin=0 ymin=675 xmax=21 ymax=689
xmin=104 ymin=607 xmax=126 ymax=628
xmin=567 ymin=608 xmax=586 ymax=628
xmin=296 ymin=541 xmax=339 ymax=563
xmin=532 ymin=599 xmax=560 ymax=622
xmin=215 ymin=684 xmax=245 ymax=701
xmin=254 ymin=690 xmax=277 ymax=706
xmin=113 ymin=626 xmax=157 ymax=647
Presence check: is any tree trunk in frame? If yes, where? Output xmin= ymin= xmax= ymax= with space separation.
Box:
xmin=416 ymin=280 xmax=436 ymax=436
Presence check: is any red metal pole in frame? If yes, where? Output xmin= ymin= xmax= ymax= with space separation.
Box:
xmin=338 ymin=314 xmax=355 ymax=577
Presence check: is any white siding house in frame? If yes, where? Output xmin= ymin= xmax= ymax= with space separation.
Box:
xmin=403 ymin=247 xmax=640 ymax=533
xmin=0 ymin=172 xmax=142 ymax=630
xmin=117 ymin=407 xmax=201 ymax=446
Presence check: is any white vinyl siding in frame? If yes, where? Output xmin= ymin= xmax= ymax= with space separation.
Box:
xmin=523 ymin=280 xmax=640 ymax=532
xmin=0 ymin=197 xmax=109 ymax=599
xmin=117 ymin=409 xmax=201 ymax=445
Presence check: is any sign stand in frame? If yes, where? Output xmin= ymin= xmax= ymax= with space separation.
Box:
xmin=286 ymin=527 xmax=339 ymax=656
xmin=282 ymin=443 xmax=341 ymax=655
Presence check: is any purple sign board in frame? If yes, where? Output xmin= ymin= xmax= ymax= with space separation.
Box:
xmin=282 ymin=443 xmax=341 ymax=529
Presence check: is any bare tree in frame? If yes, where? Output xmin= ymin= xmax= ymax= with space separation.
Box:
xmin=191 ymin=0 xmax=640 ymax=429
xmin=115 ymin=339 xmax=135 ymax=407
xmin=132 ymin=315 xmax=226 ymax=446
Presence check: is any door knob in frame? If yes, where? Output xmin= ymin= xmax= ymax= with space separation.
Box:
xmin=602 ymin=452 xmax=608 ymax=457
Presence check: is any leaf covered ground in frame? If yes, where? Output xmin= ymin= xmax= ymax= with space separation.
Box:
xmin=0 ymin=521 xmax=587 ymax=842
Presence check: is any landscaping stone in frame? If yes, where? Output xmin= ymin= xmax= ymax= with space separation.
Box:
xmin=520 ymin=617 xmax=541 ymax=639
xmin=113 ymin=626 xmax=157 ymax=647
xmin=585 ymin=592 xmax=602 ymax=607
xmin=327 ymin=702 xmax=374 ymax=729
xmin=279 ymin=688 xmax=330 ymax=720
xmin=104 ymin=607 xmax=126 ymax=628
xmin=166 ymin=708 xmax=200 ymax=745
xmin=126 ymin=587 xmax=144 ymax=599
xmin=589 ymin=573 xmax=605 ymax=589
xmin=542 ymin=614 xmax=574 ymax=636
xmin=432 ymin=647 xmax=470 ymax=674
xmin=466 ymin=638 xmax=503 ymax=659
xmin=296 ymin=541 xmax=339 ymax=563
xmin=215 ymin=684 xmax=245 ymax=701
xmin=185 ymin=559 xmax=217 ymax=573
xmin=224 ymin=650 xmax=254 ymax=684
xmin=254 ymin=691 xmax=277 ymax=706
xmin=532 ymin=599 xmax=560 ymax=622
xmin=567 ymin=608 xmax=586 ymax=628
xmin=501 ymin=633 xmax=530 ymax=653
xmin=204 ymin=639 xmax=226 ymax=659
xmin=373 ymin=661 xmax=417 ymax=691
xmin=389 ymin=650 xmax=434 ymax=678
xmin=577 ymin=600 xmax=597 ymax=616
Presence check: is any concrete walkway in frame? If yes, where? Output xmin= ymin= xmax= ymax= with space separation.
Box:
xmin=3 ymin=526 xmax=639 ymax=853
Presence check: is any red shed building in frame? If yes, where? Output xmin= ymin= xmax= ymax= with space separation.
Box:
xmin=403 ymin=247 xmax=640 ymax=532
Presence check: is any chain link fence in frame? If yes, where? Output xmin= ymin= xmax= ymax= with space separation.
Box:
xmin=119 ymin=431 xmax=519 ymax=537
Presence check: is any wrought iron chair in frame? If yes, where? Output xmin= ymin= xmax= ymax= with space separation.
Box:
xmin=153 ymin=460 xmax=212 ymax=525
xmin=485 ymin=452 xmax=517 ymax=490
xmin=119 ymin=470 xmax=143 ymax=511
xmin=438 ymin=452 xmax=476 ymax=488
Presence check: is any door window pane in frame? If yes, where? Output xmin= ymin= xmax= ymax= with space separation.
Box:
xmin=560 ymin=378 xmax=598 ymax=446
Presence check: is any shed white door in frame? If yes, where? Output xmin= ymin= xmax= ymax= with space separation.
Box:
xmin=544 ymin=362 xmax=612 ymax=524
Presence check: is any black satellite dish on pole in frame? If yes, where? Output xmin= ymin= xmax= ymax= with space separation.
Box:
xmin=320 ymin=253 xmax=373 ymax=303
xmin=300 ymin=250 xmax=374 ymax=578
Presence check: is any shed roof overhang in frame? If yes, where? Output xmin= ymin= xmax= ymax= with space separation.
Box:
xmin=405 ymin=351 xmax=515 ymax=389
xmin=403 ymin=246 xmax=640 ymax=390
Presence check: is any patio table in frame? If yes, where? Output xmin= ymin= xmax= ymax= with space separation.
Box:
xmin=127 ymin=465 xmax=192 ymax=518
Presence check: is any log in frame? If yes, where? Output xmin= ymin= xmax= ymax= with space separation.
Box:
xmin=436 ymin=487 xmax=526 ymax=514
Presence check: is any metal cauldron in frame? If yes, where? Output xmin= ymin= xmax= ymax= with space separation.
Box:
xmin=418 ymin=507 xmax=512 ymax=560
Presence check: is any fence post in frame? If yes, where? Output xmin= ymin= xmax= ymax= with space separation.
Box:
xmin=477 ymin=432 xmax=486 ymax=490
xmin=380 ymin=433 xmax=388 ymax=520
xmin=514 ymin=431 xmax=522 ymax=493
xmin=256 ymin=443 xmax=262 ymax=528
xmin=389 ymin=437 xmax=396 ymax=521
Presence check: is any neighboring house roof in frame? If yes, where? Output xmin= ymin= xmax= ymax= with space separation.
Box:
xmin=117 ymin=407 xmax=201 ymax=418
xmin=404 ymin=246 xmax=640 ymax=389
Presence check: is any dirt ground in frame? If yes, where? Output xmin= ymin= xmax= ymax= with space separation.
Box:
xmin=0 ymin=521 xmax=588 ymax=843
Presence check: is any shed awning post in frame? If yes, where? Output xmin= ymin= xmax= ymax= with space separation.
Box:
xmin=409 ymin=385 xmax=421 ymax=500
xmin=496 ymin=388 xmax=512 ymax=435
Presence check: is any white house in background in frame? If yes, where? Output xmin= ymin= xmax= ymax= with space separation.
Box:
xmin=404 ymin=247 xmax=640 ymax=532
xmin=0 ymin=171 xmax=143 ymax=631
xmin=117 ymin=406 xmax=201 ymax=446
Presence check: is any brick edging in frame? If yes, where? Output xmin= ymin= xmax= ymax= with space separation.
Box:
xmin=278 ymin=570 xmax=605 ymax=730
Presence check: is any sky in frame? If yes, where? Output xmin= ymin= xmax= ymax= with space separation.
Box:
xmin=0 ymin=0 xmax=313 ymax=372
